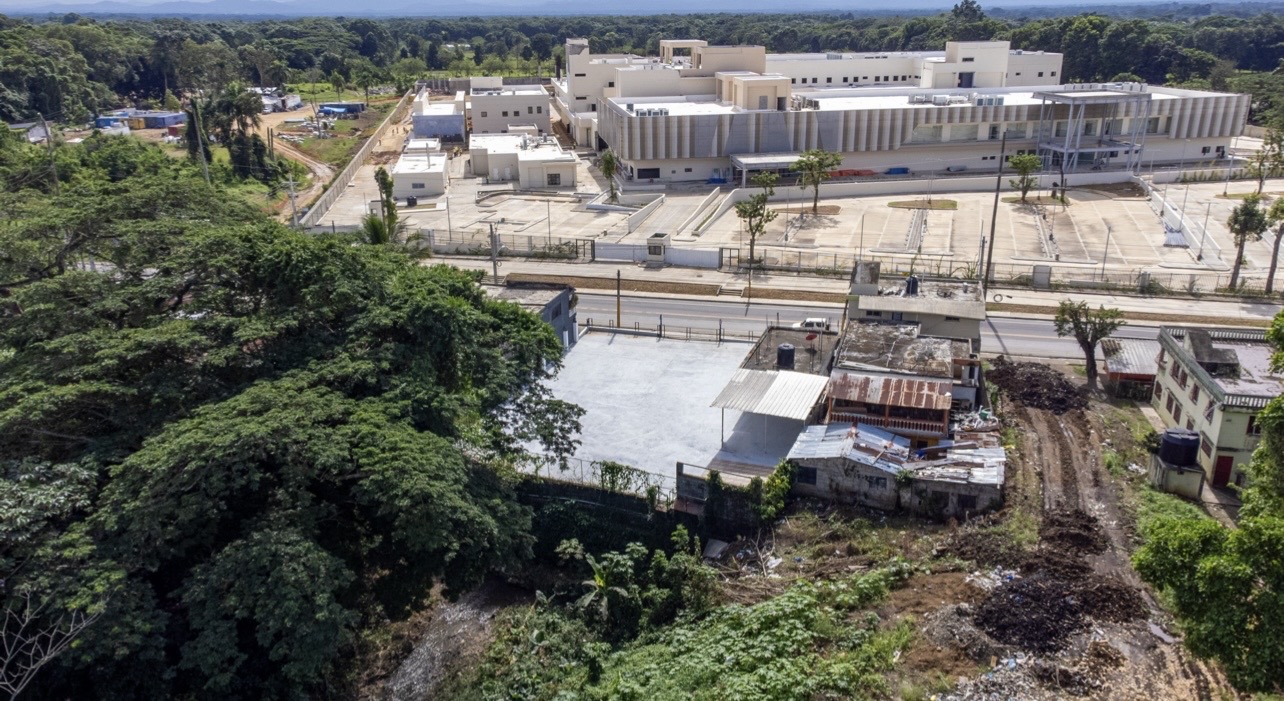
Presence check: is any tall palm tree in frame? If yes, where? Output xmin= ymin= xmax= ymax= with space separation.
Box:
xmin=599 ymin=149 xmax=620 ymax=203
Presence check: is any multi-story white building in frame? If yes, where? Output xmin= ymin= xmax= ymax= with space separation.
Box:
xmin=468 ymin=77 xmax=552 ymax=135
xmin=553 ymin=38 xmax=1063 ymax=148
xmin=1152 ymin=327 xmax=1282 ymax=488
xmin=595 ymin=80 xmax=1247 ymax=184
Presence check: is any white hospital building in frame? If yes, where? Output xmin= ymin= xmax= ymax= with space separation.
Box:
xmin=553 ymin=38 xmax=1248 ymax=185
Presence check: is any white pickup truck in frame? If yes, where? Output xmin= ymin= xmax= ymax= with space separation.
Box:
xmin=791 ymin=318 xmax=831 ymax=331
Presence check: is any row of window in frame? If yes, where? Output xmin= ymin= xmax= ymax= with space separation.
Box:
xmin=478 ymin=106 xmax=544 ymax=118
xmin=791 ymin=75 xmax=914 ymax=85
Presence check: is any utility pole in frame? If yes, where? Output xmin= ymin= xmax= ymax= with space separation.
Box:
xmin=192 ymin=101 xmax=211 ymax=186
xmin=547 ymin=199 xmax=552 ymax=246
xmin=286 ymin=176 xmax=300 ymax=229
xmin=615 ymin=269 xmax=622 ymax=326
xmin=1197 ymin=202 xmax=1212 ymax=261
xmin=1100 ymin=225 xmax=1113 ymax=281
xmin=983 ymin=131 xmax=1008 ymax=291
xmin=37 ymin=113 xmax=59 ymax=196
xmin=445 ymin=195 xmax=452 ymax=237
xmin=858 ymin=212 xmax=865 ymax=262
xmin=489 ymin=222 xmax=499 ymax=280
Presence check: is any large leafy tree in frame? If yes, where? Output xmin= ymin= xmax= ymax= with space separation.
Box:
xmin=1227 ymin=195 xmax=1269 ymax=290
xmin=1007 ymin=153 xmax=1042 ymax=202
xmin=1052 ymin=300 xmax=1125 ymax=391
xmin=789 ymin=149 xmax=842 ymax=216
xmin=0 ymin=136 xmax=581 ymax=696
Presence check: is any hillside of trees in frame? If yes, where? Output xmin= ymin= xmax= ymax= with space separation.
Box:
xmin=2 ymin=3 xmax=1284 ymax=125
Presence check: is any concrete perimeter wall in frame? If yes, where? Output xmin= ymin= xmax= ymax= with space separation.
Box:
xmin=301 ymin=92 xmax=412 ymax=228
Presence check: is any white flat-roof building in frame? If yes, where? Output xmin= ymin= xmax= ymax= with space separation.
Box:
xmin=595 ymin=81 xmax=1247 ymax=184
xmin=469 ymin=133 xmax=578 ymax=190
xmin=411 ymin=90 xmax=466 ymax=141
xmin=553 ymin=38 xmax=1063 ymax=148
xmin=468 ymin=77 xmax=552 ymax=135
xmin=392 ymin=138 xmax=447 ymax=199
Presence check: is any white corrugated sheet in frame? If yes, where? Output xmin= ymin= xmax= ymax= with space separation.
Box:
xmin=711 ymin=369 xmax=830 ymax=421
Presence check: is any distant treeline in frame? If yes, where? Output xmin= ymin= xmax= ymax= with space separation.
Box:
xmin=2 ymin=1 xmax=1283 ymax=124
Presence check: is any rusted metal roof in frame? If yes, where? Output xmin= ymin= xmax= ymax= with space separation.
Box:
xmin=1100 ymin=338 xmax=1160 ymax=378
xmin=827 ymin=371 xmax=952 ymax=411
xmin=711 ymin=369 xmax=830 ymax=421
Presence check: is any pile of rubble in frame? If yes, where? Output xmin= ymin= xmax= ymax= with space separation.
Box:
xmin=986 ymin=356 xmax=1087 ymax=413
xmin=973 ymin=509 xmax=1146 ymax=653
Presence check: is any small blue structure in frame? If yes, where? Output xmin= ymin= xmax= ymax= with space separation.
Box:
xmin=319 ymin=102 xmax=366 ymax=113
xmin=95 ymin=116 xmax=125 ymax=129
xmin=142 ymin=112 xmax=186 ymax=128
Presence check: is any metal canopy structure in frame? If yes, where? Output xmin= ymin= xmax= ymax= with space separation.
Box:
xmin=1034 ymin=87 xmax=1153 ymax=173
xmin=730 ymin=152 xmax=804 ymax=186
xmin=712 ymin=368 xmax=830 ymax=421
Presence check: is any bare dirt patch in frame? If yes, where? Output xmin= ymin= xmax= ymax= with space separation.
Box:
xmin=772 ymin=205 xmax=841 ymax=215
xmin=987 ymin=357 xmax=1089 ymax=413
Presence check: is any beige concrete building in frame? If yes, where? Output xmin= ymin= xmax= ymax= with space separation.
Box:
xmin=597 ymin=81 xmax=1248 ymax=184
xmin=553 ymin=38 xmax=1062 ymax=148
xmin=469 ymin=133 xmax=578 ymax=189
xmin=846 ymin=264 xmax=987 ymax=347
xmin=1152 ymin=327 xmax=1282 ymax=488
xmin=468 ymin=77 xmax=552 ymax=135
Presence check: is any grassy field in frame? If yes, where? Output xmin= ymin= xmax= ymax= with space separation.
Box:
xmin=289 ymin=98 xmax=399 ymax=168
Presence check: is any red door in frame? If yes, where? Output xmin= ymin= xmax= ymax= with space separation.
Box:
xmin=1213 ymin=456 xmax=1234 ymax=488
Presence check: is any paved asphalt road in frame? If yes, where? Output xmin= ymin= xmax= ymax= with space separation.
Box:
xmin=574 ymin=292 xmax=1163 ymax=359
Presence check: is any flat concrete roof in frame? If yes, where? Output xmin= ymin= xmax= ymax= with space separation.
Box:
xmin=486 ymin=285 xmax=566 ymax=308
xmin=740 ymin=327 xmax=839 ymax=375
xmin=421 ymin=102 xmax=461 ymax=116
xmin=834 ymin=323 xmax=966 ymax=378
xmin=533 ymin=333 xmax=795 ymax=481
xmin=392 ymin=154 xmax=446 ymax=175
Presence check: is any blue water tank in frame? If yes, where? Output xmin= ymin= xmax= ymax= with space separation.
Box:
xmin=777 ymin=343 xmax=795 ymax=370
xmin=1159 ymin=429 xmax=1200 ymax=467
xmin=905 ymin=275 xmax=920 ymax=296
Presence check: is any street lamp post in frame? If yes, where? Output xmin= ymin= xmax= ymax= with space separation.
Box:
xmin=1197 ymin=202 xmax=1212 ymax=262
xmin=1100 ymin=225 xmax=1113 ymax=281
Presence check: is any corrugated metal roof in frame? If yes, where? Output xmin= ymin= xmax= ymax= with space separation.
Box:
xmin=711 ymin=369 xmax=831 ymax=421
xmin=1100 ymin=338 xmax=1160 ymax=377
xmin=788 ymin=423 xmax=1005 ymax=485
xmin=786 ymin=423 xmax=910 ymax=473
xmin=827 ymin=372 xmax=953 ymax=410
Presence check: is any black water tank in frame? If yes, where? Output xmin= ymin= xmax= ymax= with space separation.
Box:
xmin=1159 ymin=428 xmax=1200 ymax=467
xmin=905 ymin=275 xmax=920 ymax=296
xmin=777 ymin=343 xmax=795 ymax=370
xmin=406 ymin=196 xmax=418 ymax=207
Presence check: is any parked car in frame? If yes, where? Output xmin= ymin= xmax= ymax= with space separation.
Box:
xmin=792 ymin=318 xmax=831 ymax=331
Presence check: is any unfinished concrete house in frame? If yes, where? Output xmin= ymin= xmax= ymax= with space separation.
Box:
xmin=787 ymin=422 xmax=1004 ymax=518
xmin=845 ymin=262 xmax=987 ymax=349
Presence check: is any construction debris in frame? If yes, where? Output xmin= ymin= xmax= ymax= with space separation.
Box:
xmin=987 ymin=356 xmax=1088 ymax=413
xmin=974 ymin=573 xmax=1087 ymax=652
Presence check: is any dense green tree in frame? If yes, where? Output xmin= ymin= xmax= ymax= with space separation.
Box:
xmin=1227 ymin=195 xmax=1269 ymax=289
xmin=1007 ymin=153 xmax=1043 ymax=202
xmin=790 ymin=149 xmax=843 ymax=215
xmin=1052 ymin=301 xmax=1125 ymax=390
xmin=0 ymin=135 xmax=582 ymax=696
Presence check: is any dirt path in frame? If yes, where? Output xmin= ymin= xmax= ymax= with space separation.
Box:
xmin=1004 ymin=393 xmax=1235 ymax=700
xmin=271 ymin=138 xmax=334 ymax=216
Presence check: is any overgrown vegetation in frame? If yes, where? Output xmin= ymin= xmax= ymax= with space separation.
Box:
xmin=0 ymin=129 xmax=582 ymax=698
xmin=449 ymin=551 xmax=916 ymax=700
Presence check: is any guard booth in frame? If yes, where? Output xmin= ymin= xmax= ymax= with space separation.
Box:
xmin=647 ymin=233 xmax=670 ymax=264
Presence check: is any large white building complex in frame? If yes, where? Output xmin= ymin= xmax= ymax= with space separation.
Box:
xmin=553 ymin=38 xmax=1248 ymax=185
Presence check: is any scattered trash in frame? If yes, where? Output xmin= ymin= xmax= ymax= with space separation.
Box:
xmin=964 ymin=567 xmax=1021 ymax=591
xmin=702 ymin=539 xmax=730 ymax=560
xmin=765 ymin=557 xmax=783 ymax=571
xmin=1127 ymin=462 xmax=1145 ymax=474
xmin=1149 ymin=622 xmax=1177 ymax=644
